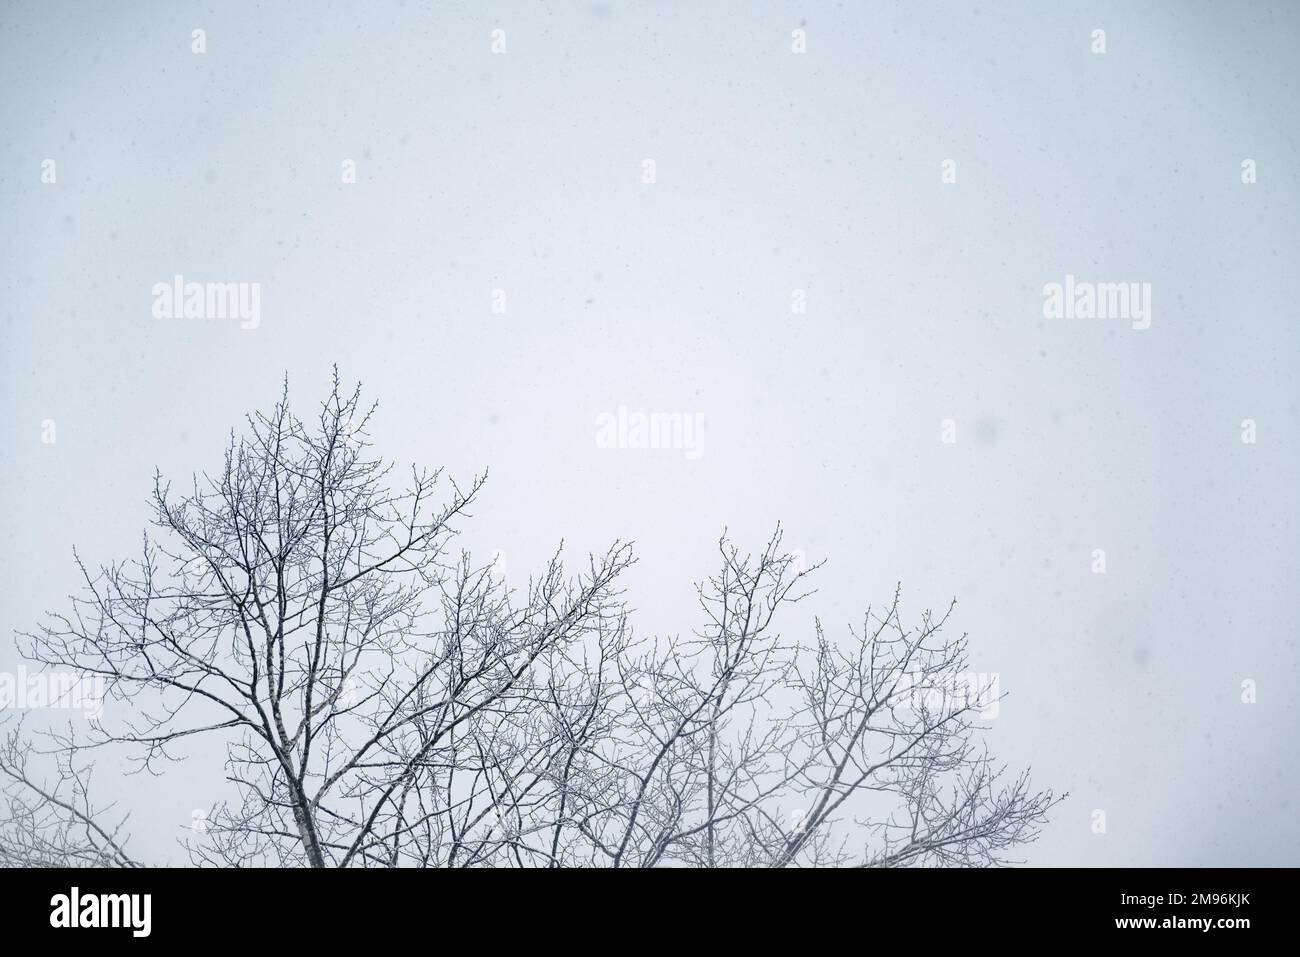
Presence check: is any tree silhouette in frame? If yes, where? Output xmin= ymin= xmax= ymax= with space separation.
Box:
xmin=2 ymin=371 xmax=1062 ymax=867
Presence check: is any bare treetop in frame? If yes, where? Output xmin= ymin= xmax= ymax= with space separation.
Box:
xmin=3 ymin=372 xmax=1062 ymax=867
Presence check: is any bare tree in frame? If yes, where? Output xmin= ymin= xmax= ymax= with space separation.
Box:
xmin=2 ymin=372 xmax=1062 ymax=867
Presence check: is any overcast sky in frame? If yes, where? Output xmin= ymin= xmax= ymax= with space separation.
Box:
xmin=2 ymin=0 xmax=1298 ymax=865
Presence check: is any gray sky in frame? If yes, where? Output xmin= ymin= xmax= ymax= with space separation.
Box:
xmin=2 ymin=0 xmax=1298 ymax=865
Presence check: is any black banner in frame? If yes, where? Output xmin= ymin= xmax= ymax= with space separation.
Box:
xmin=0 ymin=867 xmax=1280 ymax=944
